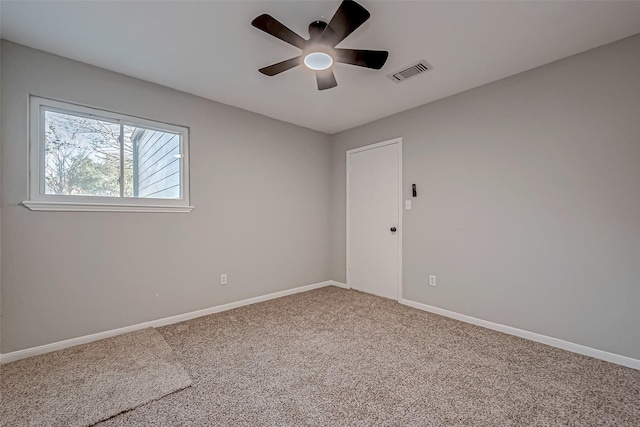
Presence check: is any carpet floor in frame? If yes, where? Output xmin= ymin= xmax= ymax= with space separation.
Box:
xmin=0 ymin=328 xmax=192 ymax=427
xmin=89 ymin=286 xmax=640 ymax=426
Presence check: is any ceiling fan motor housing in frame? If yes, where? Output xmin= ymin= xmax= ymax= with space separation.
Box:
xmin=308 ymin=21 xmax=328 ymax=40
xmin=305 ymin=21 xmax=334 ymax=67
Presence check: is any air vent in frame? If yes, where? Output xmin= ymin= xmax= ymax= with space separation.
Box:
xmin=388 ymin=61 xmax=432 ymax=83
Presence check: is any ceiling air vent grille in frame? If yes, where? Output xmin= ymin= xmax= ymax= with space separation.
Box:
xmin=388 ymin=61 xmax=432 ymax=83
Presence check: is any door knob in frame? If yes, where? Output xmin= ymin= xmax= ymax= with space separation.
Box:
xmin=390 ymin=227 xmax=397 ymax=233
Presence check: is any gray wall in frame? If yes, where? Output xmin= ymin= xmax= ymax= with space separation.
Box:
xmin=0 ymin=40 xmax=3 ymax=349
xmin=330 ymin=35 xmax=640 ymax=360
xmin=1 ymin=41 xmax=332 ymax=353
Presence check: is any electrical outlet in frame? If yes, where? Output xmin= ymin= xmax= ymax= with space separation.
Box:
xmin=220 ymin=274 xmax=227 ymax=286
xmin=429 ymin=275 xmax=437 ymax=287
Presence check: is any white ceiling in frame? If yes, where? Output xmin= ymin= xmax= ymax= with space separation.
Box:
xmin=2 ymin=1 xmax=640 ymax=134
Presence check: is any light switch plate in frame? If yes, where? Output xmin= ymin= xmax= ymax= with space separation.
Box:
xmin=405 ymin=200 xmax=412 ymax=210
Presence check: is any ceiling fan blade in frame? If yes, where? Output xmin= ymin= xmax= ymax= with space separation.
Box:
xmin=335 ymin=48 xmax=389 ymax=69
xmin=316 ymin=69 xmax=338 ymax=91
xmin=259 ymin=57 xmax=302 ymax=76
xmin=252 ymin=14 xmax=307 ymax=50
xmin=320 ymin=0 xmax=370 ymax=47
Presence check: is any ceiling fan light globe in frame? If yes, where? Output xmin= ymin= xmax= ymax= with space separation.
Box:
xmin=304 ymin=52 xmax=333 ymax=70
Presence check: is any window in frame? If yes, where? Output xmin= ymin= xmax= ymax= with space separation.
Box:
xmin=24 ymin=97 xmax=192 ymax=212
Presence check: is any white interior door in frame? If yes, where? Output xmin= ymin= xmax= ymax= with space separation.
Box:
xmin=347 ymin=139 xmax=401 ymax=300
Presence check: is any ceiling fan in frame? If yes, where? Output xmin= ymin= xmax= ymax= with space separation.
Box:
xmin=251 ymin=0 xmax=389 ymax=91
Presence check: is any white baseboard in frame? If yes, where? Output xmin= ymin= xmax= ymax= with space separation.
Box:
xmin=329 ymin=280 xmax=350 ymax=289
xmin=7 ymin=284 xmax=632 ymax=370
xmin=400 ymin=298 xmax=640 ymax=371
xmin=0 ymin=280 xmax=335 ymax=364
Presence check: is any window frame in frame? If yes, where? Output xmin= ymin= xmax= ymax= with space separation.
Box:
xmin=24 ymin=96 xmax=193 ymax=213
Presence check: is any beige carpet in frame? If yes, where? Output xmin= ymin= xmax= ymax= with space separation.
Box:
xmin=85 ymin=286 xmax=640 ymax=426
xmin=0 ymin=328 xmax=192 ymax=427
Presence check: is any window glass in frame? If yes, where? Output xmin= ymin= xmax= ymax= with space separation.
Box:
xmin=126 ymin=125 xmax=182 ymax=199
xmin=44 ymin=110 xmax=121 ymax=197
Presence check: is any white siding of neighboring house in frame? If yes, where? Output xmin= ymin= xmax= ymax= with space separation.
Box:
xmin=132 ymin=128 xmax=181 ymax=199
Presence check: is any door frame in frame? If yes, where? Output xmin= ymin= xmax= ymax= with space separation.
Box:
xmin=346 ymin=137 xmax=403 ymax=301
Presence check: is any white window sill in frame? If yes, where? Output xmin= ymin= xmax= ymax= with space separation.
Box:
xmin=22 ymin=201 xmax=194 ymax=213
